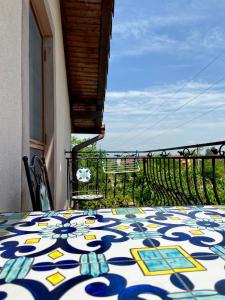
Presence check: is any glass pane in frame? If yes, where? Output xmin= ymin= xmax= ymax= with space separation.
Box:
xmin=29 ymin=8 xmax=43 ymax=142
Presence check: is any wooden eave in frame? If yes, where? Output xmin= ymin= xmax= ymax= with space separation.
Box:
xmin=60 ymin=0 xmax=114 ymax=134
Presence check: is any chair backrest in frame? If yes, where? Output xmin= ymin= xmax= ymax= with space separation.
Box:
xmin=22 ymin=155 xmax=53 ymax=211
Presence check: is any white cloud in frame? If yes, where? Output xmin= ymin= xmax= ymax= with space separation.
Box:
xmin=203 ymin=28 xmax=225 ymax=49
xmin=111 ymin=15 xmax=225 ymax=59
xmin=105 ymin=81 xmax=225 ymax=115
xmin=112 ymin=30 xmax=225 ymax=59
xmin=113 ymin=15 xmax=206 ymax=38
xmin=100 ymin=80 xmax=225 ymax=150
xmin=98 ymin=1 xmax=225 ymax=150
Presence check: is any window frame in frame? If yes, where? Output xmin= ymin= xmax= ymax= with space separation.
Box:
xmin=29 ymin=3 xmax=45 ymax=154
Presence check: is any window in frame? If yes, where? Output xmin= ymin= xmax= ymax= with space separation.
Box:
xmin=29 ymin=6 xmax=44 ymax=156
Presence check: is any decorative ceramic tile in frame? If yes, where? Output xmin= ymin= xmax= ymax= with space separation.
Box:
xmin=48 ymin=250 xmax=64 ymax=260
xmin=1 ymin=206 xmax=225 ymax=298
xmin=111 ymin=207 xmax=144 ymax=215
xmin=46 ymin=272 xmax=65 ymax=286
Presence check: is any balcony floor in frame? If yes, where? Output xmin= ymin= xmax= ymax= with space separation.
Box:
xmin=0 ymin=206 xmax=225 ymax=299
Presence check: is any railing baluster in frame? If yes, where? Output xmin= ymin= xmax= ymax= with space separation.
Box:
xmin=167 ymin=158 xmax=178 ymax=206
xmin=113 ymin=173 xmax=117 ymax=207
xmin=161 ymin=158 xmax=168 ymax=206
xmin=86 ymin=159 xmax=89 ymax=194
xmin=185 ymin=158 xmax=195 ymax=205
xmin=202 ymin=158 xmax=211 ymax=205
xmin=178 ymin=159 xmax=189 ymax=206
xmin=95 ymin=158 xmax=98 ymax=193
xmin=211 ymin=157 xmax=221 ymax=204
xmin=157 ymin=158 xmax=166 ymax=206
xmin=149 ymin=158 xmax=158 ymax=205
xmin=148 ymin=158 xmax=156 ymax=205
xmin=144 ymin=158 xmax=154 ymax=205
xmin=192 ymin=158 xmax=204 ymax=205
xmin=154 ymin=158 xmax=165 ymax=205
xmin=132 ymin=173 xmax=136 ymax=206
xmin=105 ymin=172 xmax=108 ymax=199
xmin=172 ymin=158 xmax=182 ymax=206
xmin=163 ymin=157 xmax=175 ymax=206
xmin=140 ymin=159 xmax=145 ymax=206
xmin=123 ymin=158 xmax=127 ymax=199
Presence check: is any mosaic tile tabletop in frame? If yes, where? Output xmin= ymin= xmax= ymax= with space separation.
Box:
xmin=1 ymin=206 xmax=225 ymax=299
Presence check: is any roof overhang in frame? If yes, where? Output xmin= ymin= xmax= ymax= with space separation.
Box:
xmin=60 ymin=0 xmax=114 ymax=134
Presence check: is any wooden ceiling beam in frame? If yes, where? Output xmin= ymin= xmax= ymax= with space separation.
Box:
xmin=66 ymin=0 xmax=101 ymax=4
xmin=72 ymin=126 xmax=101 ymax=134
xmin=66 ymin=58 xmax=98 ymax=64
xmin=73 ymin=89 xmax=96 ymax=94
xmin=66 ymin=51 xmax=99 ymax=59
xmin=65 ymin=41 xmax=99 ymax=48
xmin=71 ymin=110 xmax=102 ymax=119
xmin=71 ymin=84 xmax=97 ymax=89
xmin=64 ymin=28 xmax=100 ymax=35
xmin=64 ymin=10 xmax=101 ymax=18
xmin=65 ymin=36 xmax=99 ymax=43
xmin=68 ymin=62 xmax=98 ymax=68
xmin=69 ymin=73 xmax=98 ymax=77
xmin=71 ymin=98 xmax=97 ymax=105
xmin=64 ymin=16 xmax=101 ymax=25
xmin=72 ymin=103 xmax=97 ymax=109
xmin=63 ymin=24 xmax=99 ymax=31
xmin=71 ymin=79 xmax=97 ymax=85
xmin=60 ymin=0 xmax=114 ymax=134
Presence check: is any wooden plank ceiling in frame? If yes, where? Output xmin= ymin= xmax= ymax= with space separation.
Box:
xmin=60 ymin=0 xmax=114 ymax=134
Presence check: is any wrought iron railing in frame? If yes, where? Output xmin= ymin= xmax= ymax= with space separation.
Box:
xmin=65 ymin=140 xmax=225 ymax=208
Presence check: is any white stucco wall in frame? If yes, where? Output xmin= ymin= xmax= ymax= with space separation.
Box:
xmin=0 ymin=0 xmax=23 ymax=212
xmin=48 ymin=0 xmax=71 ymax=210
xmin=0 ymin=0 xmax=71 ymax=212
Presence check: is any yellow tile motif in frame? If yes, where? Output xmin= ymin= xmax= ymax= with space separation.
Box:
xmin=190 ymin=230 xmax=204 ymax=235
xmin=46 ymin=272 xmax=65 ymax=286
xmin=170 ymin=217 xmax=180 ymax=220
xmin=25 ymin=238 xmax=41 ymax=244
xmin=62 ymin=214 xmax=72 ymax=219
xmin=178 ymin=209 xmax=187 ymax=214
xmin=211 ymin=216 xmax=221 ymax=220
xmin=147 ymin=224 xmax=160 ymax=228
xmin=131 ymin=246 xmax=206 ymax=276
xmin=84 ymin=235 xmax=96 ymax=240
xmin=116 ymin=225 xmax=129 ymax=230
xmin=85 ymin=220 xmax=95 ymax=224
xmin=68 ymin=210 xmax=74 ymax=213
xmin=48 ymin=250 xmax=64 ymax=260
xmin=0 ymin=218 xmax=7 ymax=222
xmin=0 ymin=231 xmax=10 ymax=236
xmin=38 ymin=222 xmax=48 ymax=226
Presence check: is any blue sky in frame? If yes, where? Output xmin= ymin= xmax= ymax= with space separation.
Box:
xmin=82 ymin=0 xmax=225 ymax=151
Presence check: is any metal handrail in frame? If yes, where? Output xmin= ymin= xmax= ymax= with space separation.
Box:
xmin=65 ymin=140 xmax=225 ymax=208
xmin=69 ymin=140 xmax=225 ymax=155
